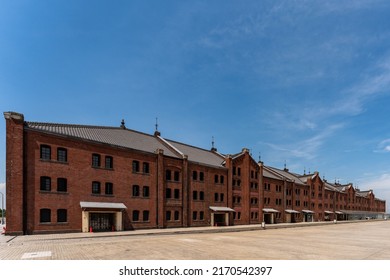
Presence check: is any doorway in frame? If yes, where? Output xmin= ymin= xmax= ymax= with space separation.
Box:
xmin=89 ymin=213 xmax=114 ymax=232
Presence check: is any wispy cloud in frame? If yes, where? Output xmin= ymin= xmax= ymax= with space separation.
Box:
xmin=263 ymin=123 xmax=345 ymax=161
xmin=359 ymin=173 xmax=390 ymax=212
xmin=374 ymin=139 xmax=390 ymax=153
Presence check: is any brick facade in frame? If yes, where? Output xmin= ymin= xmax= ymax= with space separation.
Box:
xmin=3 ymin=112 xmax=387 ymax=235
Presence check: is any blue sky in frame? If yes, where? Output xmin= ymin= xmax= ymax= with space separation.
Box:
xmin=1 ymin=0 xmax=390 ymax=211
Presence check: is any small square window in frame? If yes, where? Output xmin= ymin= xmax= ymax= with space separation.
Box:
xmin=132 ymin=210 xmax=139 ymax=221
xmin=143 ymin=210 xmax=149 ymax=222
xmin=143 ymin=162 xmax=150 ymax=174
xmin=40 ymin=145 xmax=51 ymax=160
xmin=40 ymin=176 xmax=51 ymax=191
xmin=105 ymin=156 xmax=113 ymax=169
xmin=132 ymin=185 xmax=140 ymax=197
xmin=57 ymin=148 xmax=67 ymax=162
xmin=105 ymin=182 xmax=113 ymax=195
xmin=132 ymin=161 xmax=140 ymax=173
xmin=92 ymin=154 xmax=100 ymax=167
xmin=57 ymin=209 xmax=67 ymax=223
xmin=40 ymin=208 xmax=51 ymax=223
xmin=143 ymin=186 xmax=150 ymax=197
xmin=92 ymin=181 xmax=101 ymax=194
xmin=57 ymin=178 xmax=67 ymax=192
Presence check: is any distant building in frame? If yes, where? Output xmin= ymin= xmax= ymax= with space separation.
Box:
xmin=3 ymin=112 xmax=387 ymax=235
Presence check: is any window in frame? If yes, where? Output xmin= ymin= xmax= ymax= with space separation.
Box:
xmin=199 ymin=191 xmax=205 ymax=201
xmin=193 ymin=211 xmax=197 ymax=220
xmin=200 ymin=211 xmax=204 ymax=220
xmin=174 ymin=189 xmax=180 ymax=199
xmin=57 ymin=209 xmax=67 ymax=223
xmin=92 ymin=154 xmax=101 ymax=167
xmin=166 ymin=188 xmax=172 ymax=199
xmin=214 ymin=175 xmax=219 ymax=183
xmin=174 ymin=211 xmax=180 ymax=220
xmin=132 ymin=185 xmax=140 ymax=197
xmin=166 ymin=211 xmax=171 ymax=221
xmin=237 ymin=168 xmax=241 ymax=176
xmin=174 ymin=171 xmax=180 ymax=182
xmin=166 ymin=170 xmax=172 ymax=181
xmin=214 ymin=193 xmax=219 ymax=202
xmin=143 ymin=210 xmax=149 ymax=222
xmin=143 ymin=186 xmax=150 ymax=197
xmin=105 ymin=182 xmax=113 ymax=195
xmin=40 ymin=208 xmax=51 ymax=223
xmin=199 ymin=172 xmax=204 ymax=181
xmin=193 ymin=191 xmax=198 ymax=200
xmin=92 ymin=181 xmax=101 ymax=194
xmin=57 ymin=148 xmax=67 ymax=162
xmin=220 ymin=175 xmax=224 ymax=184
xmin=57 ymin=178 xmax=67 ymax=192
xmin=105 ymin=156 xmax=113 ymax=169
xmin=143 ymin=162 xmax=150 ymax=174
xmin=132 ymin=210 xmax=139 ymax=221
xmin=220 ymin=193 xmax=224 ymax=202
xmin=132 ymin=160 xmax=140 ymax=173
xmin=192 ymin=171 xmax=198 ymax=180
xmin=40 ymin=176 xmax=51 ymax=191
xmin=40 ymin=145 xmax=51 ymax=160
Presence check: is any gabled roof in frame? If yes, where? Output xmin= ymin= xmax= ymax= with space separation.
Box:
xmin=263 ymin=166 xmax=285 ymax=181
xmin=265 ymin=166 xmax=306 ymax=185
xmin=323 ymin=181 xmax=345 ymax=193
xmin=164 ymin=139 xmax=226 ymax=168
xmin=25 ymin=122 xmax=180 ymax=158
xmin=25 ymin=121 xmax=226 ymax=168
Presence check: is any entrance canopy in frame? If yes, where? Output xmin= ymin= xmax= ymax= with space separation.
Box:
xmin=324 ymin=210 xmax=334 ymax=214
xmin=80 ymin=201 xmax=127 ymax=210
xmin=263 ymin=208 xmax=279 ymax=213
xmin=335 ymin=211 xmax=344 ymax=214
xmin=302 ymin=209 xmax=315 ymax=214
xmin=285 ymin=209 xmax=300 ymax=214
xmin=209 ymin=206 xmax=235 ymax=212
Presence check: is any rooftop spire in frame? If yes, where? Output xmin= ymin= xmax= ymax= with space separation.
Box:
xmin=120 ymin=119 xmax=126 ymax=129
xmin=154 ymin=117 xmax=161 ymax=136
xmin=211 ymin=136 xmax=217 ymax=152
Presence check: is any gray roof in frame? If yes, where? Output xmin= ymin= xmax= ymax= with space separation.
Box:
xmin=25 ymin=121 xmax=227 ymax=167
xmin=25 ymin=122 xmax=180 ymax=158
xmin=165 ymin=139 xmax=226 ymax=168
xmin=265 ymin=166 xmax=306 ymax=185
xmin=263 ymin=167 xmax=284 ymax=180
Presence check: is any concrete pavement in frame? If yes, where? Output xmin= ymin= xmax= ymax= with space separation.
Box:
xmin=1 ymin=219 xmax=389 ymax=260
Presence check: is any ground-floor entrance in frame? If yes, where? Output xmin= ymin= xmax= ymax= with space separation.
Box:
xmin=209 ymin=206 xmax=235 ymax=226
xmin=80 ymin=201 xmax=127 ymax=233
xmin=89 ymin=213 xmax=114 ymax=232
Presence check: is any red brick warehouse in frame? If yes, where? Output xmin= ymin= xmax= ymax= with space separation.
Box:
xmin=3 ymin=112 xmax=387 ymax=235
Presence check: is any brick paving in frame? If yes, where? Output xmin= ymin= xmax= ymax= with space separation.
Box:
xmin=1 ymin=220 xmax=389 ymax=260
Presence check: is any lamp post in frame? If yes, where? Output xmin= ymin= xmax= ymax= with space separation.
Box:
xmin=0 ymin=192 xmax=4 ymax=225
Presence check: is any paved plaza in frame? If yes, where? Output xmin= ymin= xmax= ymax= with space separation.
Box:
xmin=1 ymin=220 xmax=390 ymax=260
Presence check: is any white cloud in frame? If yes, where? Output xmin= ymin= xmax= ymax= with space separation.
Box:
xmin=374 ymin=139 xmax=390 ymax=153
xmin=264 ymin=123 xmax=345 ymax=161
xmin=359 ymin=174 xmax=390 ymax=213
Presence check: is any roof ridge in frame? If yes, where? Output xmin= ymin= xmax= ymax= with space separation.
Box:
xmin=25 ymin=121 xmax=156 ymax=138
xmin=165 ymin=138 xmax=225 ymax=158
